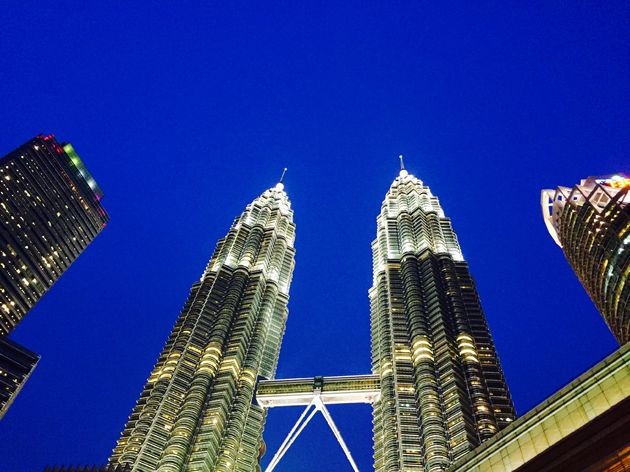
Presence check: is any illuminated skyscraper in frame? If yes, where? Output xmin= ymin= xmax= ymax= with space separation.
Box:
xmin=0 ymin=135 xmax=108 ymax=334
xmin=370 ymin=160 xmax=515 ymax=471
xmin=110 ymin=178 xmax=296 ymax=472
xmin=542 ymin=175 xmax=630 ymax=344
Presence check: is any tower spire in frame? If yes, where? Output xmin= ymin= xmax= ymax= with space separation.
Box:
xmin=275 ymin=168 xmax=288 ymax=191
xmin=398 ymin=155 xmax=409 ymax=177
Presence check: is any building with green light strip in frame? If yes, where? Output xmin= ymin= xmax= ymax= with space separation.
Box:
xmin=109 ymin=180 xmax=296 ymax=472
xmin=542 ymin=175 xmax=630 ymax=344
xmin=370 ymin=162 xmax=516 ymax=471
xmin=0 ymin=135 xmax=108 ymax=335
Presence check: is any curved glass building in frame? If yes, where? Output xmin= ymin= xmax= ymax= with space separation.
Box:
xmin=370 ymin=164 xmax=515 ymax=472
xmin=542 ymin=175 xmax=630 ymax=344
xmin=109 ymin=181 xmax=296 ymax=472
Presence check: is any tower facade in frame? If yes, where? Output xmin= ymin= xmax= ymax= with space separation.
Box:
xmin=542 ymin=175 xmax=630 ymax=344
xmin=0 ymin=135 xmax=108 ymax=334
xmin=110 ymin=181 xmax=296 ymax=472
xmin=370 ymin=166 xmax=515 ymax=472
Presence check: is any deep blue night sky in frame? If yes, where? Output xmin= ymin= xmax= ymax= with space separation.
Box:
xmin=0 ymin=2 xmax=627 ymax=471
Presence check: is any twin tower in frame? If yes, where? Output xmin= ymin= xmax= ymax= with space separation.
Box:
xmin=109 ymin=165 xmax=516 ymax=472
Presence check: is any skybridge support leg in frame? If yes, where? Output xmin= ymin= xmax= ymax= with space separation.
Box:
xmin=264 ymin=396 xmax=360 ymax=472
xmin=265 ymin=399 xmax=318 ymax=472
xmin=316 ymin=398 xmax=360 ymax=472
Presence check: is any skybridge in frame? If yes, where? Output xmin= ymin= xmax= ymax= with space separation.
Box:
xmin=256 ymin=374 xmax=380 ymax=471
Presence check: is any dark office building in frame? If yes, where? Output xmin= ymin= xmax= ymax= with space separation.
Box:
xmin=0 ymin=134 xmax=108 ymax=334
xmin=0 ymin=335 xmax=39 ymax=418
xmin=0 ymin=134 xmax=107 ymax=417
xmin=542 ymin=175 xmax=630 ymax=344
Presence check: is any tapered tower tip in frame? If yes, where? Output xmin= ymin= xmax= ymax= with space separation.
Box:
xmin=399 ymin=155 xmax=408 ymax=177
xmin=275 ymin=168 xmax=288 ymax=191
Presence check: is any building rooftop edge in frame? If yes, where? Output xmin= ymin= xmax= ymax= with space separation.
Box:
xmin=448 ymin=343 xmax=630 ymax=471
